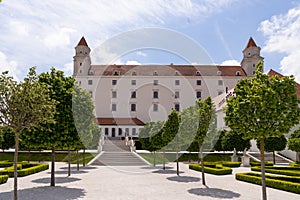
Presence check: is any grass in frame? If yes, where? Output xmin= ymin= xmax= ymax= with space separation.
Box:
xmin=138 ymin=152 xmax=233 ymax=165
xmin=0 ymin=151 xmax=96 ymax=164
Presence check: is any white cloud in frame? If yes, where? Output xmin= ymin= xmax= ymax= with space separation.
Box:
xmin=59 ymin=62 xmax=73 ymax=77
xmin=259 ymin=5 xmax=300 ymax=82
xmin=220 ymin=59 xmax=240 ymax=66
xmin=44 ymin=27 xmax=76 ymax=49
xmin=0 ymin=51 xmax=20 ymax=81
xmin=136 ymin=51 xmax=147 ymax=57
xmin=125 ymin=60 xmax=141 ymax=65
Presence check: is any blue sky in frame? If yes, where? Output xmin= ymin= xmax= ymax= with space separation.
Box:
xmin=0 ymin=0 xmax=300 ymax=82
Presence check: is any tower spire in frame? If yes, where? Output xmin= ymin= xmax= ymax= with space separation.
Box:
xmin=77 ymin=36 xmax=89 ymax=47
xmin=245 ymin=37 xmax=257 ymax=49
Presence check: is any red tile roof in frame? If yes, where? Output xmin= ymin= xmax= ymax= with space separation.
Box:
xmin=267 ymin=69 xmax=300 ymax=98
xmin=96 ymin=118 xmax=145 ymax=126
xmin=89 ymin=64 xmax=247 ymax=77
xmin=77 ymin=37 xmax=89 ymax=47
xmin=245 ymin=37 xmax=257 ymax=49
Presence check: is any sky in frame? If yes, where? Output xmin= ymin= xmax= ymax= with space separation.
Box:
xmin=0 ymin=0 xmax=300 ymax=82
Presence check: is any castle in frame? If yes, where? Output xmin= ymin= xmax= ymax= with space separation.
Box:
xmin=73 ymin=37 xmax=264 ymax=138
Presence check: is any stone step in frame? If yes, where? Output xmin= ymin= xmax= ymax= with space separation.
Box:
xmin=248 ymin=152 xmax=290 ymax=163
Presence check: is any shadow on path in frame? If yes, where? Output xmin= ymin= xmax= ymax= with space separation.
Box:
xmin=32 ymin=177 xmax=81 ymax=184
xmin=152 ymin=169 xmax=184 ymax=174
xmin=188 ymin=187 xmax=240 ymax=199
xmin=0 ymin=186 xmax=85 ymax=200
xmin=167 ymin=176 xmax=200 ymax=183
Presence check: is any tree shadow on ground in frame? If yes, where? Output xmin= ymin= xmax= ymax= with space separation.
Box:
xmin=152 ymin=169 xmax=184 ymax=175
xmin=59 ymin=166 xmax=97 ymax=170
xmin=167 ymin=176 xmax=200 ymax=183
xmin=32 ymin=177 xmax=81 ymax=184
xmin=46 ymin=166 xmax=96 ymax=175
xmin=0 ymin=186 xmax=86 ymax=200
xmin=188 ymin=187 xmax=240 ymax=199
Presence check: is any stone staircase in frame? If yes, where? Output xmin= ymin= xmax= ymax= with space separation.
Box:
xmin=247 ymin=152 xmax=291 ymax=164
xmin=90 ymin=139 xmax=149 ymax=166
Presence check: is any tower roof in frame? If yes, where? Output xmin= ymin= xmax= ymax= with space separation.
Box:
xmin=245 ymin=37 xmax=257 ymax=49
xmin=77 ymin=37 xmax=89 ymax=47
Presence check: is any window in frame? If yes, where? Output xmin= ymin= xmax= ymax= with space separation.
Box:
xmin=88 ymin=70 xmax=94 ymax=75
xmin=175 ymin=91 xmax=180 ymax=99
xmin=175 ymin=71 xmax=179 ymax=76
xmin=153 ymin=104 xmax=158 ymax=111
xmin=112 ymin=80 xmax=117 ymax=85
xmin=105 ymin=128 xmax=109 ymax=136
xmin=153 ymin=91 xmax=158 ymax=98
xmin=113 ymin=70 xmax=119 ymax=76
xmin=218 ymin=80 xmax=223 ymax=86
xmin=118 ymin=128 xmax=122 ymax=136
xmin=217 ymin=71 xmax=222 ymax=76
xmin=80 ymin=62 xmax=82 ymax=66
xmin=125 ymin=128 xmax=129 ymax=136
xmin=175 ymin=80 xmax=180 ymax=85
xmin=196 ymin=91 xmax=201 ymax=99
xmin=88 ymin=80 xmax=93 ymax=85
xmin=131 ymin=104 xmax=136 ymax=112
xmin=197 ymin=80 xmax=201 ymax=85
xmin=132 ymin=128 xmax=137 ymax=135
xmin=196 ymin=71 xmax=201 ymax=76
xmin=131 ymin=80 xmax=136 ymax=85
xmin=131 ymin=91 xmax=136 ymax=98
xmin=153 ymin=80 xmax=158 ymax=85
xmin=112 ymin=104 xmax=117 ymax=111
xmin=253 ymin=64 xmax=256 ymax=68
xmin=132 ymin=71 xmax=137 ymax=76
xmin=174 ymin=104 xmax=180 ymax=112
xmin=226 ymin=87 xmax=228 ymax=93
xmin=153 ymin=71 xmax=158 ymax=76
xmin=112 ymin=91 xmax=117 ymax=98
xmin=236 ymin=71 xmax=241 ymax=76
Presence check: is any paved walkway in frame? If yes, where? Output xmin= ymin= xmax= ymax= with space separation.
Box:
xmin=0 ymin=162 xmax=299 ymax=200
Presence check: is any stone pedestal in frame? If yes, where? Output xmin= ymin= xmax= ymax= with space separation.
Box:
xmin=241 ymin=156 xmax=250 ymax=167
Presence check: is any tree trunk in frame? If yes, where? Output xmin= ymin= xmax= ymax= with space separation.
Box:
xmin=13 ymin=131 xmax=19 ymax=200
xmin=260 ymin=137 xmax=267 ymax=200
xmin=27 ymin=149 xmax=30 ymax=163
xmin=199 ymin=143 xmax=206 ymax=186
xmin=38 ymin=150 xmax=41 ymax=163
xmin=273 ymin=151 xmax=276 ymax=165
xmin=188 ymin=151 xmax=191 ymax=163
xmin=50 ymin=147 xmax=55 ymax=187
xmin=153 ymin=151 xmax=156 ymax=167
xmin=68 ymin=149 xmax=71 ymax=176
xmin=76 ymin=150 xmax=79 ymax=171
xmin=83 ymin=148 xmax=86 ymax=167
xmin=176 ymin=150 xmax=179 ymax=176
xmin=163 ymin=150 xmax=165 ymax=170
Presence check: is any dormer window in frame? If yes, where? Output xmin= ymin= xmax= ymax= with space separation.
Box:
xmin=88 ymin=70 xmax=94 ymax=75
xmin=132 ymin=71 xmax=137 ymax=76
xmin=175 ymin=71 xmax=179 ymax=76
xmin=114 ymin=70 xmax=119 ymax=76
xmin=217 ymin=71 xmax=222 ymax=76
xmin=153 ymin=71 xmax=158 ymax=76
xmin=236 ymin=71 xmax=241 ymax=76
xmin=196 ymin=71 xmax=201 ymax=76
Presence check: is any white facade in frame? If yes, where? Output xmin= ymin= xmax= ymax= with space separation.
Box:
xmin=73 ymin=37 xmax=263 ymax=138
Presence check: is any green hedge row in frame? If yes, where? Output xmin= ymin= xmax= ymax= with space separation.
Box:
xmin=189 ymin=164 xmax=232 ymax=175
xmin=250 ymin=162 xmax=273 ymax=167
xmin=252 ymin=166 xmax=300 ymax=176
xmin=0 ymin=163 xmax=49 ymax=177
xmin=0 ymin=175 xmax=9 ymax=184
xmin=0 ymin=161 xmax=13 ymax=168
xmin=236 ymin=172 xmax=300 ymax=194
xmin=290 ymin=163 xmax=300 ymax=168
xmin=221 ymin=162 xmax=241 ymax=168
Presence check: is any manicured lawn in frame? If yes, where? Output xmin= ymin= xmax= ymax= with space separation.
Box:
xmin=0 ymin=152 xmax=96 ymax=164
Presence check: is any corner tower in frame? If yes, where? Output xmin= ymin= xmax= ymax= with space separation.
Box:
xmin=241 ymin=37 xmax=264 ymax=77
xmin=73 ymin=37 xmax=91 ymax=76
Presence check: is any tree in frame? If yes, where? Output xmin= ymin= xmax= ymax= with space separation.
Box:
xmin=257 ymin=135 xmax=287 ymax=164
xmin=0 ymin=68 xmax=56 ymax=200
xmin=224 ymin=62 xmax=300 ymax=200
xmin=0 ymin=126 xmax=15 ymax=159
xmin=194 ymin=96 xmax=216 ymax=185
xmin=221 ymin=130 xmax=251 ymax=152
xmin=139 ymin=122 xmax=158 ymax=165
xmin=288 ymin=128 xmax=300 ymax=162
xmin=162 ymin=110 xmax=180 ymax=174
xmin=150 ymin=121 xmax=164 ymax=167
xmin=214 ymin=130 xmax=226 ymax=152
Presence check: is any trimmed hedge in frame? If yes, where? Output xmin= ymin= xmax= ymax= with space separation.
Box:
xmin=252 ymin=166 xmax=300 ymax=176
xmin=236 ymin=172 xmax=300 ymax=194
xmin=0 ymin=161 xmax=13 ymax=168
xmin=250 ymin=162 xmax=273 ymax=167
xmin=189 ymin=163 xmax=232 ymax=175
xmin=290 ymin=162 xmax=300 ymax=168
xmin=221 ymin=162 xmax=241 ymax=168
xmin=0 ymin=175 xmax=9 ymax=184
xmin=0 ymin=163 xmax=49 ymax=177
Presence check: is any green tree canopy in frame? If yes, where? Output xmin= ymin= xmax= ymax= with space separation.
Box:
xmin=221 ymin=130 xmax=251 ymax=152
xmin=0 ymin=126 xmax=15 ymax=152
xmin=224 ymin=62 xmax=300 ymax=200
xmin=288 ymin=128 xmax=300 ymax=162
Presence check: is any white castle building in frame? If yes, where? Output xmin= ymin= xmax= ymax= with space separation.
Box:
xmin=73 ymin=37 xmax=264 ymax=138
